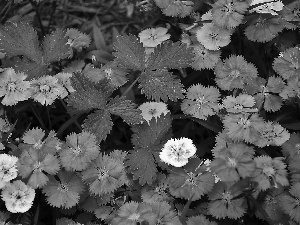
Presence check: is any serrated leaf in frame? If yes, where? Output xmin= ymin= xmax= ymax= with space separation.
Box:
xmin=0 ymin=21 xmax=43 ymax=63
xmin=131 ymin=114 xmax=172 ymax=149
xmin=42 ymin=28 xmax=72 ymax=64
xmin=2 ymin=57 xmax=48 ymax=79
xmin=107 ymin=96 xmax=142 ymax=125
xmin=125 ymin=148 xmax=157 ymax=185
xmin=147 ymin=41 xmax=194 ymax=70
xmin=139 ymin=69 xmax=185 ymax=102
xmin=112 ymin=34 xmax=145 ymax=71
xmin=66 ymin=73 xmax=106 ymax=113
xmin=82 ymin=109 xmax=113 ymax=143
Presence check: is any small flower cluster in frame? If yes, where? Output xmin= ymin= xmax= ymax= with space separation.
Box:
xmin=0 ymin=68 xmax=74 ymax=106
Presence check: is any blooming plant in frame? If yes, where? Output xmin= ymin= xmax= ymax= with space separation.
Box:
xmin=0 ymin=0 xmax=300 ymax=224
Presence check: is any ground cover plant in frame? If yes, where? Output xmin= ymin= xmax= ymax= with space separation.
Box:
xmin=0 ymin=0 xmax=300 ymax=224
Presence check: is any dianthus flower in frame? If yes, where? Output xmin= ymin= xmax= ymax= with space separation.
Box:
xmin=212 ymin=0 xmax=249 ymax=28
xmin=159 ymin=137 xmax=197 ymax=167
xmin=138 ymin=101 xmax=170 ymax=124
xmin=244 ymin=16 xmax=285 ymax=43
xmin=54 ymin=72 xmax=75 ymax=99
xmin=17 ymin=147 xmax=60 ymax=189
xmin=273 ymin=47 xmax=300 ymax=81
xmin=255 ymin=189 xmax=285 ymax=222
xmin=65 ymin=28 xmax=91 ymax=52
xmin=59 ymin=131 xmax=100 ymax=171
xmin=0 ymin=68 xmax=31 ymax=106
xmin=0 ymin=154 xmax=18 ymax=189
xmin=255 ymin=122 xmax=290 ymax=147
xmin=181 ymin=84 xmax=220 ymax=120
xmin=141 ymin=173 xmax=171 ymax=204
xmin=212 ymin=131 xmax=235 ymax=158
xmin=42 ymin=171 xmax=84 ymax=209
xmin=281 ymin=0 xmax=300 ymax=23
xmin=280 ymin=76 xmax=300 ymax=100
xmin=154 ymin=0 xmax=194 ymax=18
xmin=210 ymin=143 xmax=256 ymax=182
xmin=208 ymin=181 xmax=246 ymax=219
xmin=278 ymin=182 xmax=300 ymax=223
xmin=139 ymin=27 xmax=170 ymax=48
xmin=221 ymin=94 xmax=257 ymax=114
xmin=249 ymin=0 xmax=284 ymax=16
xmin=196 ymin=23 xmax=232 ymax=50
xmin=281 ymin=132 xmax=300 ymax=161
xmin=167 ymin=158 xmax=215 ymax=201
xmin=191 ymin=44 xmax=221 ymax=70
xmin=81 ymin=154 xmax=126 ymax=196
xmin=1 ymin=180 xmax=35 ymax=213
xmin=223 ymin=113 xmax=264 ymax=143
xmin=214 ymin=55 xmax=258 ymax=90
xmin=21 ymin=128 xmax=61 ymax=154
xmin=31 ymin=75 xmax=65 ymax=105
xmin=111 ymin=201 xmax=156 ymax=225
xmin=245 ymin=76 xmax=285 ymax=112
xmin=150 ymin=201 xmax=182 ymax=225
xmin=253 ymin=156 xmax=289 ymax=191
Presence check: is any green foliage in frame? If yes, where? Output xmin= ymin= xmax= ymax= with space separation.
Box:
xmin=125 ymin=114 xmax=172 ymax=185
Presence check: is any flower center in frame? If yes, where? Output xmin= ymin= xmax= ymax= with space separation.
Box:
xmin=224 ymin=2 xmax=234 ymax=14
xmin=72 ymin=146 xmax=82 ymax=156
xmin=7 ymin=82 xmax=17 ymax=91
xmin=238 ymin=117 xmax=251 ymax=128
xmin=263 ymin=166 xmax=275 ymax=177
xmin=40 ymin=84 xmax=51 ymax=93
xmin=59 ymin=183 xmax=69 ymax=192
xmin=104 ymin=68 xmax=113 ymax=79
xmin=128 ymin=212 xmax=140 ymax=221
xmin=230 ymin=69 xmax=240 ymax=77
xmin=222 ymin=191 xmax=232 ymax=203
xmin=98 ymin=168 xmax=108 ymax=180
xmin=148 ymin=108 xmax=157 ymax=115
xmin=227 ymin=157 xmax=237 ymax=167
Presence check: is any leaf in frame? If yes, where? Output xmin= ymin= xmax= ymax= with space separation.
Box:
xmin=282 ymin=122 xmax=300 ymax=130
xmin=131 ymin=113 xmax=172 ymax=149
xmin=107 ymin=96 xmax=142 ymax=125
xmin=0 ymin=21 xmax=43 ymax=63
xmin=93 ymin=23 xmax=107 ymax=51
xmin=42 ymin=28 xmax=72 ymax=64
xmin=125 ymin=148 xmax=158 ymax=185
xmin=2 ymin=57 xmax=48 ymax=79
xmin=82 ymin=109 xmax=113 ymax=143
xmin=66 ymin=73 xmax=106 ymax=113
xmin=139 ymin=69 xmax=185 ymax=102
xmin=112 ymin=34 xmax=145 ymax=71
xmin=147 ymin=41 xmax=194 ymax=70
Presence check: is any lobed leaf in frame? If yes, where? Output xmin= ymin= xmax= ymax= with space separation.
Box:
xmin=112 ymin=34 xmax=145 ymax=71
xmin=0 ymin=22 xmax=43 ymax=63
xmin=107 ymin=96 xmax=143 ymax=125
xmin=82 ymin=109 xmax=113 ymax=143
xmin=139 ymin=69 xmax=185 ymax=102
xmin=42 ymin=28 xmax=72 ymax=64
xmin=146 ymin=41 xmax=194 ymax=70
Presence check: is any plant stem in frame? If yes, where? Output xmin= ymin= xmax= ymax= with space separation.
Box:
xmin=179 ymin=194 xmax=194 ymax=224
xmin=121 ymin=76 xmax=140 ymax=98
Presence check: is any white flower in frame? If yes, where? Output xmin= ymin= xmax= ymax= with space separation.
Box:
xmin=1 ymin=180 xmax=35 ymax=213
xmin=138 ymin=102 xmax=170 ymax=123
xmin=0 ymin=154 xmax=18 ymax=188
xmin=139 ymin=27 xmax=171 ymax=48
xmin=249 ymin=0 xmax=284 ymax=15
xmin=159 ymin=137 xmax=197 ymax=167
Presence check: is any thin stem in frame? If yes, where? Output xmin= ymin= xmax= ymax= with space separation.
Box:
xmin=179 ymin=194 xmax=194 ymax=225
xmin=121 ymin=76 xmax=140 ymax=97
